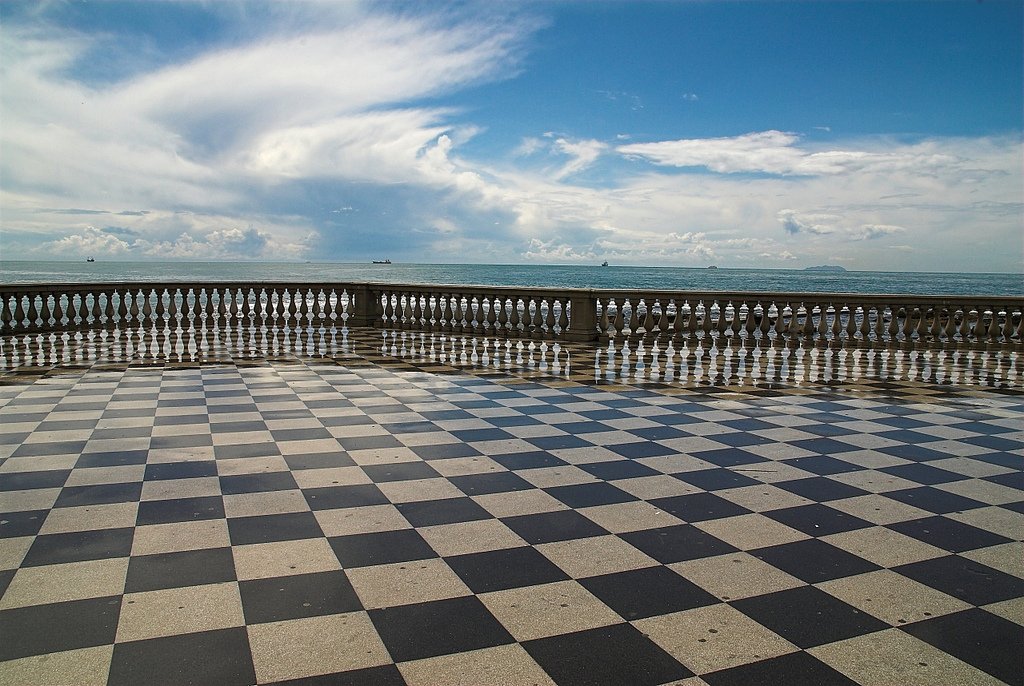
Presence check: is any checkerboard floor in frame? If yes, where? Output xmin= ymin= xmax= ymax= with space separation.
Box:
xmin=1 ymin=338 xmax=1022 ymax=685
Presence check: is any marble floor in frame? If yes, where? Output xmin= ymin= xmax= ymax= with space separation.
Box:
xmin=0 ymin=329 xmax=1021 ymax=685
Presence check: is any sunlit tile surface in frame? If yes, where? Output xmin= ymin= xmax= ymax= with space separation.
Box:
xmin=0 ymin=329 xmax=1021 ymax=685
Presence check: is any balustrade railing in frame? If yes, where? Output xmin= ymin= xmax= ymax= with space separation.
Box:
xmin=1 ymin=282 xmax=1021 ymax=347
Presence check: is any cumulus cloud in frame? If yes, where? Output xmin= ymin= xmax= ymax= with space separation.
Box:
xmin=854 ymin=224 xmax=905 ymax=240
xmin=0 ymin=6 xmax=1021 ymax=272
xmin=777 ymin=210 xmax=838 ymax=235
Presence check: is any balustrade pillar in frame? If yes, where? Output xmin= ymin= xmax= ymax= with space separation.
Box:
xmin=563 ymin=292 xmax=598 ymax=342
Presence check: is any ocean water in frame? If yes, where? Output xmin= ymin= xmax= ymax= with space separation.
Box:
xmin=1 ymin=261 xmax=1021 ymax=296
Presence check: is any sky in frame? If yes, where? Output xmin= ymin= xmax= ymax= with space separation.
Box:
xmin=1 ymin=0 xmax=1022 ymax=272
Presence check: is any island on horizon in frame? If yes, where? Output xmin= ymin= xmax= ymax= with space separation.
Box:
xmin=804 ymin=265 xmax=848 ymax=272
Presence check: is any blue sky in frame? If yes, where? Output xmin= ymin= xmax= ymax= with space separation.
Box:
xmin=1 ymin=1 xmax=1021 ymax=271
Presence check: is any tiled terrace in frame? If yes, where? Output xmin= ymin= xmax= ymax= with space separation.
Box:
xmin=1 ymin=330 xmax=1022 ymax=686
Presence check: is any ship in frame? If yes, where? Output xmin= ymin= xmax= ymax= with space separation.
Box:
xmin=86 ymin=257 xmax=95 ymax=262
xmin=601 ymin=260 xmax=609 ymax=267
xmin=372 ymin=259 xmax=392 ymax=264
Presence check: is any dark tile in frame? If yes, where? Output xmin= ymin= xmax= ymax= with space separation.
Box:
xmin=396 ymin=497 xmax=491 ymax=527
xmin=283 ymin=452 xmax=355 ymax=470
xmin=894 ymin=555 xmax=1024 ymax=605
xmin=370 ymin=595 xmax=514 ymax=662
xmin=608 ymin=442 xmax=677 ymax=459
xmin=962 ymin=434 xmax=1024 ymax=452
xmin=523 ymin=622 xmax=692 ymax=686
xmin=880 ymin=463 xmax=970 ymax=485
xmin=213 ymin=442 xmax=280 ymax=459
xmin=210 ymin=420 xmax=268 ymax=434
xmin=486 ymin=415 xmax=542 ymax=428
xmin=220 ymin=471 xmax=298 ymax=495
xmin=449 ymin=471 xmax=534 ymax=496
xmin=239 ymin=570 xmax=362 ymax=624
xmin=0 ymin=595 xmax=122 ymax=661
xmin=690 ymin=447 xmax=768 ymax=468
xmin=22 ymin=528 xmax=134 ymax=567
xmin=546 ymin=482 xmax=637 ymax=508
xmin=710 ymin=431 xmax=772 ymax=448
xmin=792 ymin=421 xmax=859 ymax=437
xmin=11 ymin=440 xmax=87 ymax=457
xmin=754 ymin=539 xmax=881 ymax=583
xmin=650 ymin=493 xmax=752 ymax=522
xmin=985 ymin=471 xmax=1024 ymax=491
xmin=76 ymin=450 xmax=149 ymax=468
xmin=581 ymin=565 xmax=718 ymax=620
xmin=620 ymin=524 xmax=738 ymax=564
xmin=450 ymin=427 xmax=515 ymax=443
xmin=628 ymin=426 xmax=690 ymax=441
xmin=491 ymin=450 xmax=569 ymax=471
xmin=787 ymin=437 xmax=860 ymax=455
xmin=972 ymin=452 xmax=1023 ymax=470
xmin=878 ymin=444 xmax=952 ymax=462
xmin=153 ymin=413 xmax=207 ymax=426
xmin=783 ymin=455 xmax=862 ymax=475
xmin=385 ymin=421 xmax=444 ymax=434
xmin=228 ymin=511 xmax=323 ymax=545
xmin=775 ymin=477 xmax=869 ymax=502
xmin=263 ymin=664 xmax=405 ymax=686
xmin=675 ymin=468 xmax=762 ymax=491
xmin=702 ymin=650 xmax=859 ymax=686
xmin=731 ymin=585 xmax=888 ymax=649
xmin=888 ymin=516 xmax=1012 ymax=553
xmin=108 ymin=627 xmax=256 ymax=686
xmin=902 ymin=609 xmax=1024 ymax=686
xmin=0 ymin=469 xmax=70 ymax=491
xmin=329 ymin=529 xmax=437 ymax=568
xmin=91 ymin=426 xmax=152 ymax=440
xmin=150 ymin=434 xmax=213 ymax=450
xmin=303 ymin=484 xmax=388 ymax=510
xmin=0 ymin=509 xmax=47 ymax=538
xmin=410 ymin=443 xmax=483 ymax=460
xmin=580 ymin=460 xmax=660 ymax=481
xmin=764 ymin=504 xmax=873 ymax=536
xmin=337 ymin=435 xmax=403 ymax=451
xmin=502 ymin=510 xmax=608 ymax=544
xmin=270 ymin=427 xmax=333 ymax=442
xmin=0 ymin=569 xmax=13 ymax=597
xmin=361 ymin=462 xmax=440 ymax=483
xmin=136 ymin=495 xmax=225 ymax=525
xmin=446 ymin=546 xmax=569 ymax=593
xmin=526 ymin=435 xmax=595 ymax=451
xmin=125 ymin=547 xmax=236 ymax=592
xmin=54 ymin=482 xmax=143 ymax=508
xmin=314 ymin=411 xmax=369 ymax=424
xmin=885 ymin=487 xmax=987 ymax=514
xmin=144 ymin=461 xmax=218 ymax=480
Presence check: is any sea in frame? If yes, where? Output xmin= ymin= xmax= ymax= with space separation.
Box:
xmin=1 ymin=261 xmax=1022 ymax=296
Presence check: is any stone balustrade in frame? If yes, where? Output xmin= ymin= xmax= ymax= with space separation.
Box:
xmin=1 ymin=281 xmax=1021 ymax=347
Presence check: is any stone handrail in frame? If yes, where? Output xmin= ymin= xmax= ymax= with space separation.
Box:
xmin=1 ymin=281 xmax=1021 ymax=346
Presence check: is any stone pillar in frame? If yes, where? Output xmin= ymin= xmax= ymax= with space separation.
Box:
xmin=347 ymin=285 xmax=376 ymax=328
xmin=563 ymin=291 xmax=599 ymax=342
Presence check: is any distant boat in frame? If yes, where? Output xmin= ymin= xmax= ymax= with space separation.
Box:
xmin=601 ymin=260 xmax=609 ymax=267
xmin=372 ymin=259 xmax=392 ymax=264
xmin=707 ymin=265 xmax=717 ymax=269
xmin=86 ymin=257 xmax=95 ymax=262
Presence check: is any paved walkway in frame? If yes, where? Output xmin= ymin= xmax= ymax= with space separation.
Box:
xmin=1 ymin=333 xmax=1021 ymax=685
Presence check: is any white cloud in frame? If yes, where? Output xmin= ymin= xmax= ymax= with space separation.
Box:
xmin=616 ymin=130 xmax=966 ymax=177
xmin=552 ymin=138 xmax=607 ymax=180
xmin=777 ymin=210 xmax=838 ymax=235
xmin=854 ymin=224 xmax=905 ymax=240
